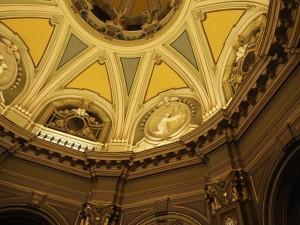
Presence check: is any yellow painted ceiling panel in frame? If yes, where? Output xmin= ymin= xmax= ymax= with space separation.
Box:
xmin=66 ymin=62 xmax=112 ymax=102
xmin=1 ymin=18 xmax=54 ymax=66
xmin=109 ymin=0 xmax=122 ymax=8
xmin=131 ymin=0 xmax=149 ymax=15
xmin=202 ymin=10 xmax=245 ymax=62
xmin=145 ymin=62 xmax=188 ymax=102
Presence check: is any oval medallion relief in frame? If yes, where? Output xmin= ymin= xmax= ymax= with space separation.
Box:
xmin=0 ymin=40 xmax=19 ymax=90
xmin=145 ymin=102 xmax=191 ymax=139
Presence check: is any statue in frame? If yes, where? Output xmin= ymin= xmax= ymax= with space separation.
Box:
xmin=235 ymin=43 xmax=249 ymax=63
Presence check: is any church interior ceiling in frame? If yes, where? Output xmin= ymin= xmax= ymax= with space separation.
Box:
xmin=0 ymin=0 xmax=270 ymax=153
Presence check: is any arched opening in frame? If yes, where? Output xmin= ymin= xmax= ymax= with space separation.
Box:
xmin=0 ymin=205 xmax=59 ymax=225
xmin=264 ymin=138 xmax=300 ymax=225
xmin=136 ymin=212 xmax=201 ymax=225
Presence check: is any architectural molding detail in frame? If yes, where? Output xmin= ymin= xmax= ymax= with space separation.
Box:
xmin=153 ymin=53 xmax=162 ymax=65
xmin=224 ymin=216 xmax=237 ymax=225
xmin=98 ymin=53 xmax=107 ymax=65
xmin=0 ymin=36 xmax=22 ymax=90
xmin=49 ymin=16 xmax=60 ymax=26
xmin=184 ymin=0 xmax=298 ymax=157
xmin=71 ymin=0 xmax=183 ymax=41
xmin=227 ymin=15 xmax=266 ymax=91
xmin=140 ymin=96 xmax=196 ymax=134
xmin=195 ymin=11 xmax=207 ymax=22
xmin=78 ymin=202 xmax=120 ymax=225
xmin=205 ymin=169 xmax=251 ymax=214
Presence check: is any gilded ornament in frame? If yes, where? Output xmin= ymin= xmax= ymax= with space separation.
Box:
xmin=224 ymin=216 xmax=237 ymax=225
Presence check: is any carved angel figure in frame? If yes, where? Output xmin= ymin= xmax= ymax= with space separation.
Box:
xmin=236 ymin=43 xmax=249 ymax=63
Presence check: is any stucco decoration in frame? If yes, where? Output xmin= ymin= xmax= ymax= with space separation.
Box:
xmin=44 ymin=106 xmax=110 ymax=142
xmin=223 ymin=14 xmax=266 ymax=95
xmin=0 ymin=36 xmax=22 ymax=90
xmin=224 ymin=216 xmax=238 ymax=225
xmin=143 ymin=97 xmax=195 ymax=140
xmin=138 ymin=214 xmax=200 ymax=225
xmin=71 ymin=0 xmax=182 ymax=41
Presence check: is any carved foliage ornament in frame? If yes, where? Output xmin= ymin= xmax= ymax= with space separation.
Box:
xmin=79 ymin=202 xmax=120 ymax=225
xmin=224 ymin=216 xmax=238 ymax=225
xmin=0 ymin=36 xmax=22 ymax=90
xmin=45 ymin=106 xmax=109 ymax=142
xmin=205 ymin=170 xmax=251 ymax=214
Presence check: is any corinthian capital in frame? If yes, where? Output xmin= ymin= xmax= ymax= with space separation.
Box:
xmin=79 ymin=202 xmax=120 ymax=225
xmin=205 ymin=169 xmax=252 ymax=214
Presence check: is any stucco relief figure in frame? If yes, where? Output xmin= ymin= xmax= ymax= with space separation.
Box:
xmin=235 ymin=43 xmax=249 ymax=63
xmin=153 ymin=107 xmax=186 ymax=136
xmin=0 ymin=38 xmax=21 ymax=90
xmin=145 ymin=100 xmax=191 ymax=140
xmin=72 ymin=108 xmax=89 ymax=116
xmin=0 ymin=54 xmax=7 ymax=81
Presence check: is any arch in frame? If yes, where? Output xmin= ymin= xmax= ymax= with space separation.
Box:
xmin=0 ymin=205 xmax=60 ymax=225
xmin=263 ymin=138 xmax=300 ymax=225
xmin=136 ymin=212 xmax=202 ymax=225
xmin=217 ymin=9 xmax=268 ymax=104
xmin=0 ymin=21 xmax=34 ymax=107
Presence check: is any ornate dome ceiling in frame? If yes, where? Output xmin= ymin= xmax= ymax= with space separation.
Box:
xmin=72 ymin=0 xmax=181 ymax=41
xmin=0 ymin=0 xmax=269 ymax=152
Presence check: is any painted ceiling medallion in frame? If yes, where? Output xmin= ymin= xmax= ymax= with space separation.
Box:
xmin=0 ymin=37 xmax=22 ymax=90
xmin=71 ymin=0 xmax=182 ymax=41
